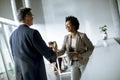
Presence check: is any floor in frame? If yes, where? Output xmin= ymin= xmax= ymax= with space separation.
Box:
xmin=81 ymin=39 xmax=120 ymax=80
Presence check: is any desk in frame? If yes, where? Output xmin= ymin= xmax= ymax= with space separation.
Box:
xmin=81 ymin=39 xmax=120 ymax=80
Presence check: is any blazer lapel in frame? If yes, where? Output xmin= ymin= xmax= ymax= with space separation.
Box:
xmin=68 ymin=35 xmax=72 ymax=51
xmin=76 ymin=32 xmax=81 ymax=52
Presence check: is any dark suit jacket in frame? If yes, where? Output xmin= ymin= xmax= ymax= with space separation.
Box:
xmin=10 ymin=24 xmax=57 ymax=80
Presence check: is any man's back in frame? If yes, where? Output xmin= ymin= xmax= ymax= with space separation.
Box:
xmin=10 ymin=24 xmax=57 ymax=80
xmin=10 ymin=24 xmax=43 ymax=61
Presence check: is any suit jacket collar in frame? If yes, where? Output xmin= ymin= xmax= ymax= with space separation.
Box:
xmin=19 ymin=24 xmax=29 ymax=28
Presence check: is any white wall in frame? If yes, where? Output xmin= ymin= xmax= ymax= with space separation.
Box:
xmin=29 ymin=0 xmax=45 ymax=24
xmin=41 ymin=0 xmax=120 ymax=48
xmin=0 ymin=0 xmax=14 ymax=20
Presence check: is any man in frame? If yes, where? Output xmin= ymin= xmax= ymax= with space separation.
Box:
xmin=10 ymin=8 xmax=57 ymax=80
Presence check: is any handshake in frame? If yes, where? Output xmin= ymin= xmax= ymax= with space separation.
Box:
xmin=48 ymin=41 xmax=59 ymax=63
xmin=48 ymin=41 xmax=84 ymax=63
xmin=48 ymin=41 xmax=61 ymax=56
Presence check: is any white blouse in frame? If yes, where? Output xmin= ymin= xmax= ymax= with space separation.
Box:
xmin=71 ymin=38 xmax=77 ymax=49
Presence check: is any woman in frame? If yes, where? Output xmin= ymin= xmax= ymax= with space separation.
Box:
xmin=57 ymin=16 xmax=94 ymax=80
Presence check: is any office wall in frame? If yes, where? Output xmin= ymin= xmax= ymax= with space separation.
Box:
xmin=40 ymin=0 xmax=120 ymax=47
xmin=29 ymin=0 xmax=45 ymax=24
xmin=0 ymin=0 xmax=14 ymax=20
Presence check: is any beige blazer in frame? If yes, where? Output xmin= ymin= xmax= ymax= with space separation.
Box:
xmin=58 ymin=32 xmax=94 ymax=65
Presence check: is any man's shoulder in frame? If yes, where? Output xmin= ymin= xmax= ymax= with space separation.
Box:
xmin=19 ymin=24 xmax=37 ymax=32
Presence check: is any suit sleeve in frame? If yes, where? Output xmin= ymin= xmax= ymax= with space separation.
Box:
xmin=32 ymin=30 xmax=57 ymax=62
xmin=81 ymin=33 xmax=94 ymax=59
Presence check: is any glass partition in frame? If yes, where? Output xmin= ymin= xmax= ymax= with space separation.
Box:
xmin=0 ymin=47 xmax=8 ymax=80
xmin=0 ymin=22 xmax=16 ymax=80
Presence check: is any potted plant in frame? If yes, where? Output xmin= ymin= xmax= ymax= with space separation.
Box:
xmin=99 ymin=25 xmax=108 ymax=40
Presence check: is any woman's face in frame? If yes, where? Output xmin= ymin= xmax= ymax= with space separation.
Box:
xmin=65 ymin=21 xmax=76 ymax=32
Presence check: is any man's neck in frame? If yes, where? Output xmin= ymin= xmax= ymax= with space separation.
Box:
xmin=21 ymin=21 xmax=30 ymax=27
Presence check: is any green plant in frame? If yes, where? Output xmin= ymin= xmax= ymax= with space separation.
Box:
xmin=99 ymin=25 xmax=107 ymax=34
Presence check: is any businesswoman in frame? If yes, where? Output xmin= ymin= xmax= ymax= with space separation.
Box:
xmin=57 ymin=16 xmax=94 ymax=80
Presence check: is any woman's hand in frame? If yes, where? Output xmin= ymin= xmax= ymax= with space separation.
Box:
xmin=73 ymin=53 xmax=83 ymax=60
xmin=78 ymin=53 xmax=83 ymax=60
xmin=68 ymin=52 xmax=83 ymax=60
